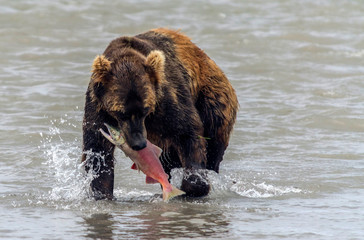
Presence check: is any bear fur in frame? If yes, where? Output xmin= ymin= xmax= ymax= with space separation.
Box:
xmin=82 ymin=28 xmax=238 ymax=200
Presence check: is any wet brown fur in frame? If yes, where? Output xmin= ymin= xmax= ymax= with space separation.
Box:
xmin=153 ymin=28 xmax=238 ymax=148
xmin=82 ymin=28 xmax=238 ymax=199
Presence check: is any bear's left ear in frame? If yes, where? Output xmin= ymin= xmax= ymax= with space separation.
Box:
xmin=91 ymin=55 xmax=112 ymax=83
xmin=145 ymin=50 xmax=165 ymax=85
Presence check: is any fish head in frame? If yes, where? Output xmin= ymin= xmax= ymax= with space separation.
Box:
xmin=100 ymin=123 xmax=125 ymax=145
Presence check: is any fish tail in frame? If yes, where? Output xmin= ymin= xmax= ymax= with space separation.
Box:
xmin=162 ymin=185 xmax=185 ymax=202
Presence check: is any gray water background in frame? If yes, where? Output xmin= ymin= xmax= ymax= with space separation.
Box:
xmin=1 ymin=0 xmax=364 ymax=239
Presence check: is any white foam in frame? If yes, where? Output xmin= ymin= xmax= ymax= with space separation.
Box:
xmin=171 ymin=168 xmax=303 ymax=199
xmin=231 ymin=181 xmax=302 ymax=198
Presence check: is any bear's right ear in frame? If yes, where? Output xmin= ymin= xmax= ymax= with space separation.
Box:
xmin=91 ymin=55 xmax=112 ymax=83
xmin=90 ymin=55 xmax=112 ymax=101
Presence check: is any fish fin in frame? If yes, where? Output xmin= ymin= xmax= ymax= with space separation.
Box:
xmin=151 ymin=144 xmax=163 ymax=157
xmin=131 ymin=163 xmax=141 ymax=173
xmin=131 ymin=163 xmax=138 ymax=170
xmin=162 ymin=186 xmax=185 ymax=202
xmin=145 ymin=176 xmax=159 ymax=184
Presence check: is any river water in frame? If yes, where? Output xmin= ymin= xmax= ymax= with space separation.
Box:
xmin=1 ymin=0 xmax=364 ymax=239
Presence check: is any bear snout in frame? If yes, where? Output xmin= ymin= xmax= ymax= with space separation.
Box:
xmin=129 ymin=132 xmax=147 ymax=151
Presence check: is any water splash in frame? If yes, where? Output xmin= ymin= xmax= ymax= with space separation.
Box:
xmin=171 ymin=168 xmax=303 ymax=199
xmin=37 ymin=115 xmax=159 ymax=207
xmin=38 ymin=116 xmax=93 ymax=206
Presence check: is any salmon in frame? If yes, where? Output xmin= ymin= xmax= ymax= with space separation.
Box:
xmin=99 ymin=123 xmax=185 ymax=202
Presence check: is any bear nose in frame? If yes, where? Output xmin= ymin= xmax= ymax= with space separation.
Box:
xmin=131 ymin=140 xmax=147 ymax=151
xmin=129 ymin=132 xmax=147 ymax=151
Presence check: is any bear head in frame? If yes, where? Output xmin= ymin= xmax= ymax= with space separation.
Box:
xmin=90 ymin=49 xmax=165 ymax=150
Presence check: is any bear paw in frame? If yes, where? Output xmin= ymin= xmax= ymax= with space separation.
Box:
xmin=180 ymin=169 xmax=210 ymax=198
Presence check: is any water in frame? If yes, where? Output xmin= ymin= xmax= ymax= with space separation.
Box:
xmin=1 ymin=0 xmax=364 ymax=239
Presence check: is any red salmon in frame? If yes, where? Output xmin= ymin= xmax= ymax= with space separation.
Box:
xmin=100 ymin=123 xmax=185 ymax=202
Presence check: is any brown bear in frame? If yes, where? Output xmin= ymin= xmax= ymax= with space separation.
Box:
xmin=82 ymin=28 xmax=238 ymax=200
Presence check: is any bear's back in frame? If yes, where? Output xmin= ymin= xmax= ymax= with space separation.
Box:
xmin=139 ymin=28 xmax=231 ymax=98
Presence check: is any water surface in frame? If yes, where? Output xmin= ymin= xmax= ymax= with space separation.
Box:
xmin=1 ymin=0 xmax=364 ymax=239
